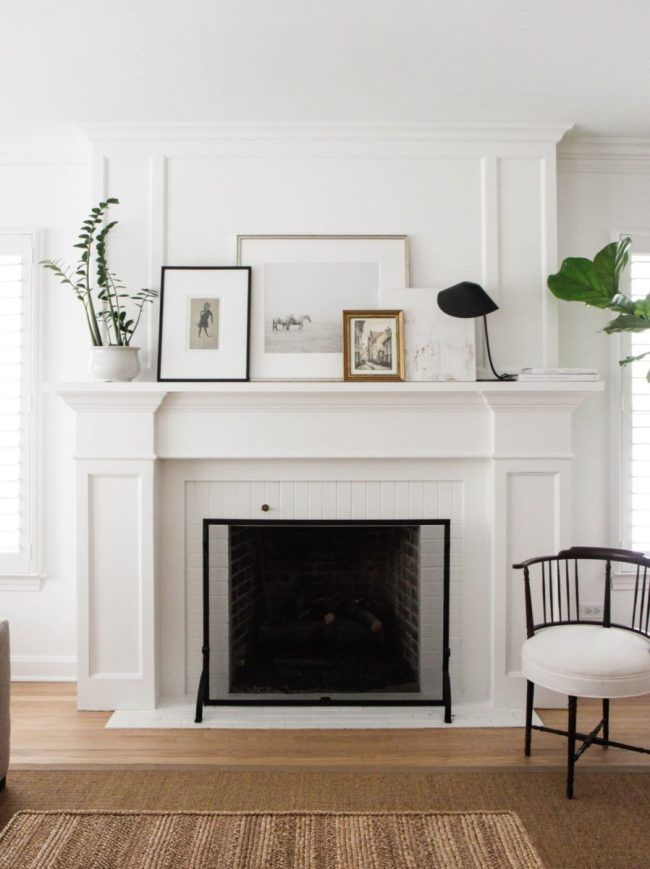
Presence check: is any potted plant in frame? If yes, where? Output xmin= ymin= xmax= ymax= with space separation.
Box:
xmin=547 ymin=236 xmax=650 ymax=377
xmin=41 ymin=198 xmax=157 ymax=381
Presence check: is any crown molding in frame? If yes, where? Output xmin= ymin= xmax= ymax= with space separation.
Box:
xmin=81 ymin=121 xmax=573 ymax=146
xmin=558 ymin=137 xmax=650 ymax=173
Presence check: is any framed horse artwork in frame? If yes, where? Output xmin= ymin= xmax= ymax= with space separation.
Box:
xmin=237 ymin=235 xmax=409 ymax=380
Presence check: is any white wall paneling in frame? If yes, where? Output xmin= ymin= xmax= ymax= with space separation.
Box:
xmin=86 ymin=123 xmax=569 ymax=380
xmin=492 ymin=464 xmax=571 ymax=707
xmin=62 ymin=390 xmax=164 ymax=709
xmin=486 ymin=389 xmax=579 ymax=707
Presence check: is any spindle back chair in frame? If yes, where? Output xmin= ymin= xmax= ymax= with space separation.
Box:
xmin=513 ymin=546 xmax=650 ymax=797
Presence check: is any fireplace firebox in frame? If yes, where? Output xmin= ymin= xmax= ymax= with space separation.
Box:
xmin=195 ymin=519 xmax=451 ymax=722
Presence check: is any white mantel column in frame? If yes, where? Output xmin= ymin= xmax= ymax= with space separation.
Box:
xmin=485 ymin=391 xmax=582 ymax=707
xmin=60 ymin=389 xmax=165 ymax=710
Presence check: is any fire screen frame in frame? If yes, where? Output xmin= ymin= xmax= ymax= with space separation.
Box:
xmin=195 ymin=518 xmax=451 ymax=723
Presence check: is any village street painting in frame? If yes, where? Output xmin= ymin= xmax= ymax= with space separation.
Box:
xmin=343 ymin=310 xmax=404 ymax=380
xmin=264 ymin=261 xmax=377 ymax=353
xmin=352 ymin=317 xmax=396 ymax=371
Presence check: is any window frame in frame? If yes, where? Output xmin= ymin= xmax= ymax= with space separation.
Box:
xmin=610 ymin=229 xmax=650 ymax=588
xmin=0 ymin=228 xmax=42 ymax=588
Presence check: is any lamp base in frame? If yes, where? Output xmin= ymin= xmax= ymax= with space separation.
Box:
xmin=476 ymin=375 xmax=518 ymax=382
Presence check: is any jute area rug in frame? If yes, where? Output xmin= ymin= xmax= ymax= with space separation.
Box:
xmin=0 ymin=809 xmax=542 ymax=868
xmin=1 ymin=769 xmax=649 ymax=868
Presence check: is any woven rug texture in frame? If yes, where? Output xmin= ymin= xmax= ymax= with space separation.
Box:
xmin=0 ymin=769 xmax=648 ymax=868
xmin=0 ymin=809 xmax=542 ymax=869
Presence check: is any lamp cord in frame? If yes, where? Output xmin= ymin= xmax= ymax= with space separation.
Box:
xmin=483 ymin=316 xmax=516 ymax=381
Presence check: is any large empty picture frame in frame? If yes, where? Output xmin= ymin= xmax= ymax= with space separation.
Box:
xmin=237 ymin=235 xmax=409 ymax=380
xmin=157 ymin=266 xmax=251 ymax=382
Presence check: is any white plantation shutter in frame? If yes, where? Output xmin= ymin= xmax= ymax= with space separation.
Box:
xmin=0 ymin=234 xmax=34 ymax=575
xmin=621 ymin=245 xmax=650 ymax=554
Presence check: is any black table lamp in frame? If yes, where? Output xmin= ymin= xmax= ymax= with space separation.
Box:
xmin=437 ymin=281 xmax=515 ymax=381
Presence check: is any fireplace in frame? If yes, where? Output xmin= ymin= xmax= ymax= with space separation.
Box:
xmin=195 ymin=519 xmax=451 ymax=719
xmin=230 ymin=523 xmax=421 ymax=693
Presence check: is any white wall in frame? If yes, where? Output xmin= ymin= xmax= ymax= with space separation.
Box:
xmin=0 ymin=131 xmax=91 ymax=678
xmin=4 ymin=122 xmax=627 ymax=686
xmin=557 ymin=151 xmax=650 ymax=549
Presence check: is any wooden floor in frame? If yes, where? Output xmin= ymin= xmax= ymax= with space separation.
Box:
xmin=9 ymin=683 xmax=650 ymax=769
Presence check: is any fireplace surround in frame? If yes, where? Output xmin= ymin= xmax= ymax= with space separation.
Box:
xmin=195 ymin=518 xmax=451 ymax=721
xmin=56 ymin=380 xmax=601 ymax=712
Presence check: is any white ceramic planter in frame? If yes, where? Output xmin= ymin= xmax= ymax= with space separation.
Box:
xmin=88 ymin=346 xmax=141 ymax=382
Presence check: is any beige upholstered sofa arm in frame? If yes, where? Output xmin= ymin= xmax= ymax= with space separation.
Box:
xmin=0 ymin=621 xmax=9 ymax=787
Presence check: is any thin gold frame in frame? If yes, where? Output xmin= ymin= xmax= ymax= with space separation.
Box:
xmin=343 ymin=309 xmax=405 ymax=382
xmin=236 ymin=234 xmax=410 ymax=286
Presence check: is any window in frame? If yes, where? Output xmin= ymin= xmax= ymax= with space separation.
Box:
xmin=621 ymin=237 xmax=650 ymax=554
xmin=0 ymin=233 xmax=35 ymax=576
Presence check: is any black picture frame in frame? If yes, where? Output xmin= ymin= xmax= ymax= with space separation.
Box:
xmin=157 ymin=266 xmax=251 ymax=382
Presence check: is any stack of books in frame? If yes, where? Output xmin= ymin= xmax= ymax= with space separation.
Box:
xmin=517 ymin=367 xmax=599 ymax=382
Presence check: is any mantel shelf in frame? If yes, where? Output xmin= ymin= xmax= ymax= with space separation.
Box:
xmin=48 ymin=379 xmax=604 ymax=395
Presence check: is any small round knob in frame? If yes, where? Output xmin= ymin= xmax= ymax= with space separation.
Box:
xmin=261 ymin=504 xmax=270 ymax=512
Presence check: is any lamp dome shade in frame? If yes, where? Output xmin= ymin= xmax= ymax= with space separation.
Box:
xmin=437 ymin=282 xmax=499 ymax=319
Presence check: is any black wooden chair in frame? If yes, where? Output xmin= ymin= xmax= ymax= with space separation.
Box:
xmin=513 ymin=547 xmax=650 ymax=798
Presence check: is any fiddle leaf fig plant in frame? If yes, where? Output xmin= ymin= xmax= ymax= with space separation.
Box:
xmin=547 ymin=236 xmax=650 ymax=379
xmin=41 ymin=198 xmax=157 ymax=347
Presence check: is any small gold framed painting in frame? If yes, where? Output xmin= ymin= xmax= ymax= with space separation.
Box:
xmin=342 ymin=309 xmax=405 ymax=381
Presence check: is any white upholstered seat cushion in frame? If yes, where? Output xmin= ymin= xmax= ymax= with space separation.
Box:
xmin=522 ymin=624 xmax=650 ymax=698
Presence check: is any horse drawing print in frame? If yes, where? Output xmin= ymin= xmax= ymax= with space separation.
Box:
xmin=290 ymin=314 xmax=312 ymax=330
xmin=272 ymin=314 xmax=312 ymax=331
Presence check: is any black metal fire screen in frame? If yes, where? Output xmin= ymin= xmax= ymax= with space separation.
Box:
xmin=195 ymin=518 xmax=451 ymax=722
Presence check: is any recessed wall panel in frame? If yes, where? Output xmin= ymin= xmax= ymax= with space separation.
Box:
xmin=89 ymin=474 xmax=142 ymax=677
xmin=506 ymin=472 xmax=558 ymax=674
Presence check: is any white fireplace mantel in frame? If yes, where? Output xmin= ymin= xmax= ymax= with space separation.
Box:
xmin=55 ymin=380 xmax=602 ymax=710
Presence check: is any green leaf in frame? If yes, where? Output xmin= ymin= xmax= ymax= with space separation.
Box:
xmin=603 ymin=314 xmax=650 ymax=334
xmin=634 ymin=297 xmax=650 ymax=320
xmin=619 ymin=351 xmax=650 ymax=367
xmin=548 ymin=237 xmax=632 ymax=310
xmin=594 ymin=237 xmax=631 ymax=296
xmin=547 ymin=257 xmax=613 ymax=308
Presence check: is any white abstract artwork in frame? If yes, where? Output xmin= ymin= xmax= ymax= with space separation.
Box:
xmin=380 ymin=288 xmax=475 ymax=381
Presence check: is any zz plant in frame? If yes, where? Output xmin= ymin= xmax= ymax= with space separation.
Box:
xmin=548 ymin=236 xmax=650 ymax=379
xmin=41 ymin=198 xmax=157 ymax=346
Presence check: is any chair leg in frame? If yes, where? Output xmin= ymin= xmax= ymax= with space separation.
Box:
xmin=567 ymin=695 xmax=578 ymax=799
xmin=524 ymin=680 xmax=534 ymax=757
xmin=602 ymin=698 xmax=609 ymax=747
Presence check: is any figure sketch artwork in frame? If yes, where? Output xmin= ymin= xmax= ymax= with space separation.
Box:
xmin=158 ymin=267 xmax=249 ymax=382
xmin=264 ymin=262 xmax=377 ymax=354
xmin=188 ymin=298 xmax=220 ymax=350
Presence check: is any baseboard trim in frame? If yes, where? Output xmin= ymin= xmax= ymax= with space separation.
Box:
xmin=11 ymin=655 xmax=77 ymax=682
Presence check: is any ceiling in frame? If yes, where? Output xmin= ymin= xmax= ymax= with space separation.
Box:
xmin=4 ymin=0 xmax=650 ymax=138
